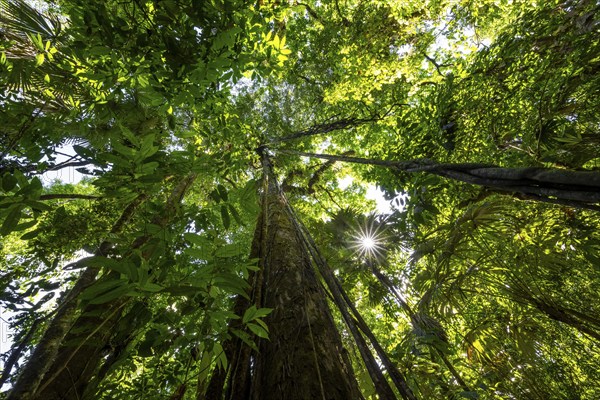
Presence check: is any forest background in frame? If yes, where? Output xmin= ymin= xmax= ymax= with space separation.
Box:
xmin=1 ymin=0 xmax=600 ymax=399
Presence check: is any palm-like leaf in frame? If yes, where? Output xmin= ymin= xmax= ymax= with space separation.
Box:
xmin=0 ymin=0 xmax=62 ymax=42
xmin=0 ymin=0 xmax=91 ymax=115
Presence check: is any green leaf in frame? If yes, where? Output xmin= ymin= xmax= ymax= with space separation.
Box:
xmin=88 ymin=284 xmax=132 ymax=304
xmin=163 ymin=285 xmax=201 ymax=296
xmin=81 ymin=257 xmax=131 ymax=276
xmin=119 ymin=125 xmax=140 ymax=146
xmin=231 ymin=328 xmax=258 ymax=351
xmin=242 ymin=305 xmax=258 ymax=323
xmin=220 ymin=205 xmax=230 ymax=230
xmin=213 ymin=342 xmax=228 ymax=370
xmin=1 ymin=206 xmax=23 ymax=235
xmin=138 ymin=282 xmax=163 ymax=292
xmin=16 ymin=178 xmax=43 ymax=198
xmin=217 ymin=184 xmax=228 ymax=201
xmin=73 ymin=145 xmax=94 ymax=159
xmin=20 ymin=228 xmax=41 ymax=240
xmin=253 ymin=308 xmax=272 ymax=319
xmin=138 ymin=173 xmax=164 ymax=183
xmin=243 ymin=305 xmax=272 ymax=323
xmin=183 ymin=232 xmax=206 ymax=245
xmin=126 ymin=262 xmax=139 ymax=282
xmin=214 ymin=243 xmax=242 ymax=258
xmin=213 ymin=274 xmax=250 ymax=293
xmin=112 ymin=141 xmax=136 ymax=157
xmin=240 ymin=179 xmax=259 ymax=215
xmin=228 ymin=204 xmax=243 ymax=226
xmin=81 ymin=278 xmax=130 ymax=302
xmin=247 ymin=322 xmax=269 ymax=339
xmin=15 ymin=219 xmax=37 ymax=231
xmin=209 ymin=189 xmax=221 ymax=203
xmin=140 ymin=134 xmax=158 ymax=158
xmin=138 ymin=161 xmax=159 ymax=175
xmin=23 ymin=200 xmax=52 ymax=212
xmin=99 ymin=152 xmax=130 ymax=167
xmin=2 ymin=174 xmax=18 ymax=192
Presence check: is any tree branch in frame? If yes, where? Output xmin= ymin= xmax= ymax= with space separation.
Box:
xmin=423 ymin=53 xmax=446 ymax=76
xmin=39 ymin=194 xmax=100 ymax=200
xmin=334 ymin=0 xmax=350 ymax=26
xmin=271 ymin=116 xmax=380 ymax=143
xmin=280 ymin=150 xmax=600 ymax=210
xmin=295 ymin=2 xmax=325 ymax=25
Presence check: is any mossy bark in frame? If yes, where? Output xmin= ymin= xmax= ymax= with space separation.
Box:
xmin=248 ymin=179 xmax=361 ymax=400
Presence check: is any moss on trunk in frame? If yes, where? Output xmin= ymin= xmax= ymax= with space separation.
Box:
xmin=248 ymin=182 xmax=361 ymax=400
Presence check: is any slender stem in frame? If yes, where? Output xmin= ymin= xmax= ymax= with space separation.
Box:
xmin=39 ymin=194 xmax=100 ymax=200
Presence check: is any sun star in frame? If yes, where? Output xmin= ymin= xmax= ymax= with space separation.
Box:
xmin=350 ymin=220 xmax=385 ymax=259
xmin=361 ymin=236 xmax=376 ymax=250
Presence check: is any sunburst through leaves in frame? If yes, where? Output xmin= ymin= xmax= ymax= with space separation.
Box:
xmin=350 ymin=218 xmax=386 ymax=259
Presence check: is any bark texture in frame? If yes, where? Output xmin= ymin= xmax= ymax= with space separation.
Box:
xmin=33 ymin=299 xmax=128 ymax=399
xmin=247 ymin=158 xmax=361 ymax=400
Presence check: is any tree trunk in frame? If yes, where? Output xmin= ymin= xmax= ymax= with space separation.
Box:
xmin=32 ymin=297 xmax=130 ymax=399
xmin=10 ymin=175 xmax=196 ymax=400
xmin=283 ymin=150 xmax=600 ymax=210
xmin=245 ymin=156 xmax=361 ymax=400
xmin=7 ymin=194 xmax=146 ymax=400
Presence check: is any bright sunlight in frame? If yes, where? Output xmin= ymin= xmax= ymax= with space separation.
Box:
xmin=351 ymin=221 xmax=385 ymax=259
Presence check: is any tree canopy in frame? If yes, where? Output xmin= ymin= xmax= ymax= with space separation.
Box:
xmin=1 ymin=0 xmax=600 ymax=399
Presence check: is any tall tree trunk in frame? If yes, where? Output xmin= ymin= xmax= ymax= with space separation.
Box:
xmin=282 ymin=150 xmax=600 ymax=210
xmin=10 ymin=175 xmax=196 ymax=400
xmin=7 ymin=194 xmax=146 ymax=400
xmin=242 ymin=155 xmax=361 ymax=400
xmin=32 ymin=297 xmax=130 ymax=399
xmin=204 ymin=182 xmax=268 ymax=400
xmin=33 ymin=175 xmax=196 ymax=400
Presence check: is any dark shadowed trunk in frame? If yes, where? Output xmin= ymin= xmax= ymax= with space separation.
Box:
xmin=33 ymin=298 xmax=129 ymax=399
xmin=9 ymin=175 xmax=196 ymax=400
xmin=7 ymin=194 xmax=146 ymax=400
xmin=222 ymin=154 xmax=362 ymax=399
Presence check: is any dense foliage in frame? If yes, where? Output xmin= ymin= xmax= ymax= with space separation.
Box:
xmin=1 ymin=0 xmax=599 ymax=398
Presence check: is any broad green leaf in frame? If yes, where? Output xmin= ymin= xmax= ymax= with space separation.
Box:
xmin=228 ymin=204 xmax=243 ymax=226
xmin=243 ymin=305 xmax=272 ymax=323
xmin=73 ymin=145 xmax=94 ymax=159
xmin=23 ymin=200 xmax=52 ymax=212
xmin=2 ymin=174 xmax=18 ymax=192
xmin=1 ymin=206 xmax=23 ymax=235
xmin=20 ymin=228 xmax=41 ymax=240
xmin=81 ymin=257 xmax=130 ymax=275
xmin=246 ymin=322 xmax=269 ymax=339
xmin=88 ymin=284 xmax=132 ymax=304
xmin=214 ymin=243 xmax=242 ymax=258
xmin=81 ymin=278 xmax=129 ymax=302
xmin=138 ymin=282 xmax=164 ymax=293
